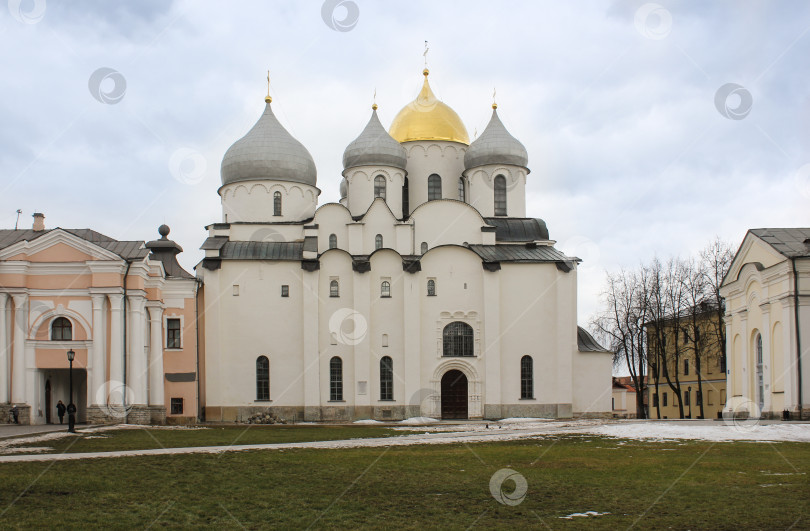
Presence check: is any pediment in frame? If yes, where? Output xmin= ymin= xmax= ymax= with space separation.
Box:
xmin=0 ymin=229 xmax=123 ymax=262
xmin=724 ymin=232 xmax=787 ymax=287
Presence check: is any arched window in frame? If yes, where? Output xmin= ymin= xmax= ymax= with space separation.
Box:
xmin=380 ymin=356 xmax=393 ymax=400
xmin=421 ymin=242 xmax=428 ymax=254
xmin=374 ymin=175 xmax=386 ymax=199
xmin=402 ymin=177 xmax=409 ymax=217
xmin=494 ymin=175 xmax=507 ymax=215
xmin=375 ymin=234 xmax=383 ymax=250
xmin=381 ymin=281 xmax=391 ymax=298
xmin=329 ymin=234 xmax=337 ymax=249
xmin=51 ymin=317 xmax=72 ymax=341
xmin=443 ymin=322 xmax=474 ymax=357
xmin=428 ymin=174 xmax=442 ymax=201
xmin=521 ymin=355 xmax=534 ymax=399
xmin=330 ymin=356 xmax=343 ymax=401
xmin=458 ymin=177 xmax=465 ymax=202
xmin=256 ymin=356 xmax=269 ymax=400
xmin=427 ymin=279 xmax=436 ymax=296
xmin=330 ymin=280 xmax=339 ymax=298
xmin=273 ymin=191 xmax=282 ymax=216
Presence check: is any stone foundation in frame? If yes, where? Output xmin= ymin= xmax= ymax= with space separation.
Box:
xmin=0 ymin=404 xmax=31 ymax=425
xmin=86 ymin=404 xmax=167 ymax=425
xmin=485 ymin=403 xmax=573 ymax=420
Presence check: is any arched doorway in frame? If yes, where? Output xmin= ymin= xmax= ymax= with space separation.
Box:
xmin=441 ymin=370 xmax=468 ymax=419
xmin=45 ymin=380 xmax=52 ymax=424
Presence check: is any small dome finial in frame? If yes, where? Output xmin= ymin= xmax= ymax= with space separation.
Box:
xmin=158 ymin=224 xmax=170 ymax=239
xmin=492 ymin=87 xmax=497 ymax=109
xmin=265 ymin=70 xmax=272 ymax=103
xmin=423 ymin=68 xmax=429 ymax=77
xmin=372 ymin=88 xmax=377 ymax=110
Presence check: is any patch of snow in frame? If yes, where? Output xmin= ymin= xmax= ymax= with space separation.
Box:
xmin=353 ymin=419 xmax=383 ymax=424
xmin=498 ymin=417 xmax=547 ymax=423
xmin=0 ymin=446 xmax=53 ymax=455
xmin=559 ymin=511 xmax=611 ymax=519
xmin=399 ymin=417 xmax=439 ymax=425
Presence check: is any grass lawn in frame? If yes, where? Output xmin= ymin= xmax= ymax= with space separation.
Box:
xmin=3 ymin=425 xmax=419 ymax=454
xmin=1 ymin=434 xmax=808 ymax=529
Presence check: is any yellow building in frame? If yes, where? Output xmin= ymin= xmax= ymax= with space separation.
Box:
xmin=646 ymin=307 xmax=727 ymax=419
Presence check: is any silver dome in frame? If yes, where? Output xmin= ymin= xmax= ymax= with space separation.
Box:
xmin=342 ymin=109 xmax=407 ymax=171
xmin=221 ymin=101 xmax=317 ymax=187
xmin=464 ymin=109 xmax=528 ymax=170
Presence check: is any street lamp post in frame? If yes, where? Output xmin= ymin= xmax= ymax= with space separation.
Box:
xmin=66 ymin=349 xmax=76 ymax=433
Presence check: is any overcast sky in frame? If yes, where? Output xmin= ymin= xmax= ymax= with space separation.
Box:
xmin=2 ymin=0 xmax=809 ymax=325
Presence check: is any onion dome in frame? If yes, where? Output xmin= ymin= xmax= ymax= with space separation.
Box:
xmin=464 ymin=106 xmax=528 ymax=170
xmin=389 ymin=69 xmax=469 ymax=144
xmin=221 ymin=98 xmax=317 ymax=187
xmin=339 ymin=178 xmax=347 ymax=199
xmin=343 ymin=105 xmax=407 ymax=170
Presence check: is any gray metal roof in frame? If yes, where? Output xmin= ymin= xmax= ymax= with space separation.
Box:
xmin=468 ymin=244 xmax=570 ymax=263
xmin=750 ymin=228 xmax=810 ymax=258
xmin=220 ymin=101 xmax=317 ymax=187
xmin=464 ymin=109 xmax=528 ymax=170
xmin=200 ymin=236 xmax=229 ymax=251
xmin=343 ymin=109 xmax=408 ymax=170
xmin=483 ymin=218 xmax=549 ymax=242
xmin=0 ymin=228 xmax=148 ymax=260
xmin=577 ymin=326 xmax=611 ymax=353
xmin=219 ymin=241 xmax=303 ymax=260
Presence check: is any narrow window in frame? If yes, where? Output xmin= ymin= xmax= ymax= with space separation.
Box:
xmin=330 ymin=280 xmax=339 ymax=298
xmin=330 ymin=357 xmax=343 ymax=401
xmin=381 ymin=281 xmax=391 ymax=298
xmin=428 ymin=174 xmax=442 ymax=201
xmin=375 ymin=234 xmax=383 ymax=250
xmin=256 ymin=356 xmax=270 ymax=400
xmin=663 ymin=392 xmax=668 ymax=407
xmin=708 ymin=390 xmax=714 ymax=405
xmin=421 ymin=242 xmax=428 ymax=254
xmin=684 ymin=359 xmax=689 ymax=375
xmin=494 ymin=175 xmax=507 ymax=215
xmin=697 ymin=390 xmax=703 ymax=406
xmin=382 ymin=334 xmax=389 ymax=347
xmin=380 ymin=356 xmax=393 ymax=400
xmin=281 ymin=285 xmax=289 ymax=297
xmin=273 ymin=191 xmax=282 ymax=216
xmin=442 ymin=322 xmax=474 ymax=357
xmin=170 ymin=398 xmax=184 ymax=415
xmin=402 ymin=177 xmax=409 ymax=217
xmin=720 ymin=355 xmax=727 ymax=373
xmin=51 ymin=317 xmax=72 ymax=341
xmin=684 ymin=390 xmax=690 ymax=407
xmin=167 ymin=318 xmax=181 ymax=349
xmin=374 ymin=175 xmax=386 ymax=199
xmin=520 ymin=355 xmax=534 ymax=399
xmin=653 ymin=393 xmax=659 ymax=407
xmin=458 ymin=177 xmax=465 ymax=202
xmin=329 ymin=234 xmax=337 ymax=249
xmin=427 ymin=279 xmax=436 ymax=296
xmin=683 ymin=329 xmax=689 ymax=343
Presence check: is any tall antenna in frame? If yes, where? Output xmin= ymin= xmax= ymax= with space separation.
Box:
xmin=423 ymin=40 xmax=429 ymax=68
xmin=14 ymin=209 xmax=21 ymax=230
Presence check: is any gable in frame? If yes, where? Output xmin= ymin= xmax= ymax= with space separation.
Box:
xmin=0 ymin=229 xmax=123 ymax=262
xmin=724 ymin=232 xmax=787 ymax=287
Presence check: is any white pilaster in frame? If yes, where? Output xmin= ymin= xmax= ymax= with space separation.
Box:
xmin=128 ymin=295 xmax=147 ymax=405
xmin=759 ymin=305 xmax=771 ymax=413
xmin=11 ymin=294 xmax=28 ymax=404
xmin=147 ymin=305 xmax=165 ymax=406
xmin=0 ymin=293 xmax=8 ymax=403
xmin=353 ymin=270 xmax=371 ymax=409
xmin=90 ymin=294 xmax=106 ymax=404
xmin=402 ymin=273 xmax=421 ymax=414
xmin=302 ymin=269 xmax=320 ymax=418
xmin=108 ymin=294 xmax=124 ymax=405
xmin=782 ymin=299 xmax=796 ymax=409
xmin=482 ymin=268 xmax=501 ymax=413
xmin=739 ymin=312 xmax=749 ymax=402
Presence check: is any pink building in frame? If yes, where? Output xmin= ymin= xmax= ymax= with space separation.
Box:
xmin=0 ymin=214 xmax=198 ymax=425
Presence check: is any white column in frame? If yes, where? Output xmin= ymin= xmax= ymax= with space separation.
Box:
xmin=402 ymin=273 xmax=421 ymax=416
xmin=739 ymin=312 xmax=749 ymax=402
xmin=147 ymin=305 xmax=164 ymax=406
xmin=11 ymin=294 xmax=28 ymax=404
xmin=302 ymin=269 xmax=320 ymax=420
xmin=90 ymin=295 xmax=106 ymax=404
xmin=0 ymin=293 xmax=9 ymax=403
xmin=108 ymin=294 xmax=124 ymax=405
xmin=759 ymin=305 xmax=771 ymax=413
xmin=128 ymin=296 xmax=147 ymax=405
xmin=353 ymin=271 xmax=371 ymax=410
xmin=724 ymin=315 xmax=733 ymax=403
xmin=482 ymin=268 xmax=501 ymax=417
xmin=782 ymin=300 xmax=796 ymax=409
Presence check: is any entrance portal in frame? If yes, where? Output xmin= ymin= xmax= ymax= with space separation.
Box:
xmin=441 ymin=370 xmax=468 ymax=420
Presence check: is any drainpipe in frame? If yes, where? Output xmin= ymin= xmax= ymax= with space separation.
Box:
xmin=792 ymin=258 xmax=803 ymax=419
xmin=122 ymin=260 xmax=132 ymax=423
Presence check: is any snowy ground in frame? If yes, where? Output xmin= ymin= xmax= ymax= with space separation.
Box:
xmin=0 ymin=419 xmax=807 ymax=463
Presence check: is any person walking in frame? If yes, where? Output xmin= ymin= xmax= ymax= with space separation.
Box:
xmin=56 ymin=400 xmax=66 ymax=425
xmin=10 ymin=405 xmax=19 ymax=424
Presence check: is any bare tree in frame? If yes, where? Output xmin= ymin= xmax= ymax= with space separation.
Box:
xmin=700 ymin=238 xmax=735 ymax=375
xmin=681 ymin=257 xmax=709 ymax=418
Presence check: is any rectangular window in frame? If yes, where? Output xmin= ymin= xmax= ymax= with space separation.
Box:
xmin=697 ymin=390 xmax=703 ymax=406
xmin=281 ymin=285 xmax=289 ymax=297
xmin=170 ymin=398 xmax=183 ymax=415
xmin=721 ymin=389 xmax=727 ymax=405
xmin=663 ymin=392 xmax=668 ymax=407
xmin=167 ymin=318 xmax=181 ymax=349
xmin=684 ymin=391 xmax=690 ymax=406
xmin=684 ymin=359 xmax=689 ymax=375
xmin=653 ymin=393 xmax=659 ymax=407
xmin=708 ymin=389 xmax=714 ymax=406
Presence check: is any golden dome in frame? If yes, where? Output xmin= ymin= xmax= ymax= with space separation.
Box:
xmin=388 ymin=69 xmax=470 ymax=145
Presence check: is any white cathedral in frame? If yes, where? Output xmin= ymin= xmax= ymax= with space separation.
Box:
xmin=197 ymin=69 xmax=612 ymax=422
